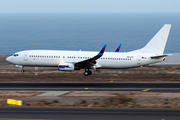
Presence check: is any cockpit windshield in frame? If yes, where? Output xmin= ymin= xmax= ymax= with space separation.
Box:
xmin=13 ymin=54 xmax=19 ymax=57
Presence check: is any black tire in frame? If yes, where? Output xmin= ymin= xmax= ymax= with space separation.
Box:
xmin=88 ymin=71 xmax=92 ymax=75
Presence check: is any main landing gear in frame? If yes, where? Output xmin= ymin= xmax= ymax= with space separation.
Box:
xmin=84 ymin=69 xmax=92 ymax=76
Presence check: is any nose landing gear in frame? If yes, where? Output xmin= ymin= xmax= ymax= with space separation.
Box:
xmin=21 ymin=67 xmax=24 ymax=73
xmin=84 ymin=69 xmax=92 ymax=76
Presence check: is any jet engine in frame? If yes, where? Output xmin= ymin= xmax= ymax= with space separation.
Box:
xmin=58 ymin=63 xmax=75 ymax=71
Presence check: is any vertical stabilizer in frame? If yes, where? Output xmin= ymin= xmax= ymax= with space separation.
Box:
xmin=130 ymin=24 xmax=171 ymax=55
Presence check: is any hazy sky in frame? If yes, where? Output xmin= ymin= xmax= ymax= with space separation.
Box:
xmin=0 ymin=0 xmax=180 ymax=13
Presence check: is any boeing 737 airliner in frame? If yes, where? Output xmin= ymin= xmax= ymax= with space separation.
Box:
xmin=6 ymin=24 xmax=171 ymax=76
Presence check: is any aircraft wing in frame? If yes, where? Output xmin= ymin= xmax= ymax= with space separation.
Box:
xmin=75 ymin=45 xmax=106 ymax=69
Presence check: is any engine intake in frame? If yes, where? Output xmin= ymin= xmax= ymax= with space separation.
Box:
xmin=58 ymin=63 xmax=75 ymax=71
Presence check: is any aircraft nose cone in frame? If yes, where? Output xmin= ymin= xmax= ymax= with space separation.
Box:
xmin=6 ymin=56 xmax=12 ymax=62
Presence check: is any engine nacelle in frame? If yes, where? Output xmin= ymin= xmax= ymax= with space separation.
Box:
xmin=58 ymin=62 xmax=75 ymax=71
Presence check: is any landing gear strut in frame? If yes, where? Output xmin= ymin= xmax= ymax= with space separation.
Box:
xmin=21 ymin=67 xmax=24 ymax=73
xmin=84 ymin=69 xmax=92 ymax=76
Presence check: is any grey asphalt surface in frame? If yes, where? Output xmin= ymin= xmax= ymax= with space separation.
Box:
xmin=0 ymin=107 xmax=180 ymax=120
xmin=0 ymin=82 xmax=180 ymax=92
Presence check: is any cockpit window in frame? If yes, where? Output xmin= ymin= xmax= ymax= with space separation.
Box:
xmin=13 ymin=54 xmax=19 ymax=57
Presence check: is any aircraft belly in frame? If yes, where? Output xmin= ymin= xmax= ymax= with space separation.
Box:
xmin=38 ymin=60 xmax=58 ymax=66
xmin=99 ymin=60 xmax=137 ymax=69
xmin=29 ymin=59 xmax=59 ymax=67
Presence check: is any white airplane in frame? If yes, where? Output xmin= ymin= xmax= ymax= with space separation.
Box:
xmin=6 ymin=24 xmax=171 ymax=76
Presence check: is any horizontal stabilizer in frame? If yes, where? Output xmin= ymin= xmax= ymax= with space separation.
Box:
xmin=151 ymin=54 xmax=172 ymax=59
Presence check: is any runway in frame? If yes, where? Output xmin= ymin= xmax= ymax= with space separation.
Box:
xmin=0 ymin=107 xmax=180 ymax=120
xmin=0 ymin=82 xmax=180 ymax=92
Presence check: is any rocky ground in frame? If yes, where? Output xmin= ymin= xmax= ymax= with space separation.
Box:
xmin=1 ymin=91 xmax=180 ymax=108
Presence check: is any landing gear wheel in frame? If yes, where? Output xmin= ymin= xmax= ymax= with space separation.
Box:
xmin=21 ymin=69 xmax=24 ymax=73
xmin=84 ymin=69 xmax=92 ymax=76
xmin=21 ymin=66 xmax=24 ymax=73
xmin=84 ymin=71 xmax=89 ymax=76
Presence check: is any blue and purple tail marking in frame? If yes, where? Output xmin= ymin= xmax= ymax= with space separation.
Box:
xmin=97 ymin=45 xmax=106 ymax=56
xmin=115 ymin=44 xmax=122 ymax=52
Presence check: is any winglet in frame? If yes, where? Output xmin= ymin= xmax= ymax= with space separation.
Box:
xmin=97 ymin=45 xmax=106 ymax=56
xmin=115 ymin=44 xmax=122 ymax=52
